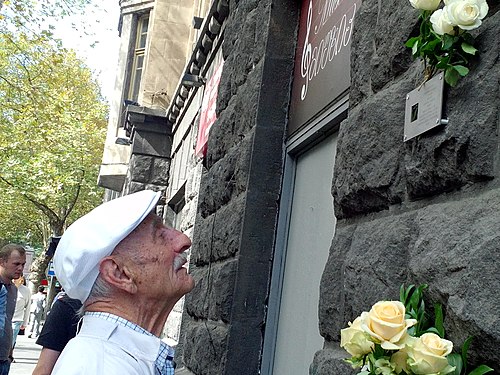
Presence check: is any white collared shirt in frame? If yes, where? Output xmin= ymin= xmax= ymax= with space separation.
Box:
xmin=52 ymin=314 xmax=164 ymax=374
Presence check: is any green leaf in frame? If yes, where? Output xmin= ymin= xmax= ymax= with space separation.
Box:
xmin=461 ymin=336 xmax=473 ymax=370
xmin=421 ymin=39 xmax=441 ymax=52
xmin=462 ymin=32 xmax=475 ymax=45
xmin=447 ymin=353 xmax=463 ymax=375
xmin=461 ymin=43 xmax=477 ymax=55
xmin=403 ymin=285 xmax=415 ymax=307
xmin=436 ymin=60 xmax=450 ymax=70
xmin=445 ymin=67 xmax=460 ymax=87
xmin=442 ymin=34 xmax=457 ymax=50
xmin=411 ymin=284 xmax=427 ymax=311
xmin=405 ymin=37 xmax=419 ymax=48
xmin=454 ymin=65 xmax=469 ymax=77
xmin=373 ymin=344 xmax=385 ymax=358
xmin=434 ymin=303 xmax=444 ymax=337
xmin=468 ymin=365 xmax=494 ymax=375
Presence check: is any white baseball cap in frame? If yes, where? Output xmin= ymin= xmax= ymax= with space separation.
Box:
xmin=53 ymin=190 xmax=161 ymax=303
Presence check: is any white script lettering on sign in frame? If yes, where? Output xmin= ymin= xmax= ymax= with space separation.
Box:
xmin=300 ymin=0 xmax=357 ymax=101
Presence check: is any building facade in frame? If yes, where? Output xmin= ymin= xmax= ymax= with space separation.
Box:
xmin=99 ymin=0 xmax=499 ymax=373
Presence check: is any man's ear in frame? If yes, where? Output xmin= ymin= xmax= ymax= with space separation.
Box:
xmin=99 ymin=257 xmax=138 ymax=294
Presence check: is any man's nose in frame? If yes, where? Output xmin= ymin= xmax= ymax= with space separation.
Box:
xmin=172 ymin=230 xmax=191 ymax=253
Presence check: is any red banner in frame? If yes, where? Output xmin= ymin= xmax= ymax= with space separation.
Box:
xmin=195 ymin=60 xmax=224 ymax=157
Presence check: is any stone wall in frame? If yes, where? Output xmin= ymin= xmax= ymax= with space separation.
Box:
xmin=179 ymin=0 xmax=298 ymax=374
xmin=313 ymin=0 xmax=500 ymax=373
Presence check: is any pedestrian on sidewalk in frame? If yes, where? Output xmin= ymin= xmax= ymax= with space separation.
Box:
xmin=28 ymin=286 xmax=45 ymax=338
xmin=51 ymin=190 xmax=194 ymax=374
xmin=32 ymin=291 xmax=82 ymax=375
xmin=0 ymin=244 xmax=26 ymax=375
xmin=11 ymin=276 xmax=31 ymax=348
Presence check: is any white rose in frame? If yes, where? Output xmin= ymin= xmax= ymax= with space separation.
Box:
xmin=409 ymin=0 xmax=442 ymax=11
xmin=341 ymin=312 xmax=375 ymax=357
xmin=445 ymin=0 xmax=489 ymax=30
xmin=407 ymin=333 xmax=455 ymax=374
xmin=430 ymin=9 xmax=456 ymax=35
xmin=361 ymin=301 xmax=417 ymax=350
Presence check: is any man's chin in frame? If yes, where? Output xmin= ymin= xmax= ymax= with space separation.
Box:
xmin=182 ymin=274 xmax=195 ymax=293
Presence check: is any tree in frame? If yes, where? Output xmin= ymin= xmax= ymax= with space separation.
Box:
xmin=0 ymin=32 xmax=107 ymax=288
xmin=0 ymin=0 xmax=92 ymax=31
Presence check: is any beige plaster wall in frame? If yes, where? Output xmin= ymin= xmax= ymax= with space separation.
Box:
xmin=140 ymin=0 xmax=196 ymax=110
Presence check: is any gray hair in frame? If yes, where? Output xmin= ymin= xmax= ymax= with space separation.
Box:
xmin=81 ymin=274 xmax=113 ymax=313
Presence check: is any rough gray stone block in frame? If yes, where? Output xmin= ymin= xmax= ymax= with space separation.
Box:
xmin=350 ymin=0 xmax=416 ymax=106
xmin=408 ymin=188 xmax=500 ymax=370
xmin=185 ymin=259 xmax=237 ymax=322
xmin=129 ymin=154 xmax=152 ymax=183
xmin=198 ymin=134 xmax=252 ymax=218
xmin=181 ymin=319 xmax=228 ymax=375
xmin=192 ymin=194 xmax=245 ymax=265
xmin=150 ymin=156 xmax=170 ymax=185
xmin=310 ymin=346 xmax=357 ymax=375
xmin=333 ymin=79 xmax=414 ymax=219
xmin=208 ymin=68 xmax=260 ymax=168
xmin=320 ymin=215 xmax=413 ymax=341
xmin=220 ymin=1 xmax=265 ymax=108
xmin=127 ymin=181 xmax=146 ymax=194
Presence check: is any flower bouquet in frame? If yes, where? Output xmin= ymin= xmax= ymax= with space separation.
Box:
xmin=405 ymin=0 xmax=489 ymax=86
xmin=340 ymin=284 xmax=494 ymax=375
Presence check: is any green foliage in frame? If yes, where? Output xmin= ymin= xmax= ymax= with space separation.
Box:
xmin=0 ymin=32 xmax=107 ymax=246
xmin=433 ymin=303 xmax=444 ymax=338
xmin=456 ymin=337 xmax=494 ymax=375
xmin=405 ymin=11 xmax=479 ymax=87
xmin=0 ymin=0 xmax=92 ymax=38
xmin=399 ymin=285 xmax=493 ymax=375
xmin=400 ymin=284 xmax=433 ymax=337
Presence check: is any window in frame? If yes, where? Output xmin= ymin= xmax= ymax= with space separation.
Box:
xmin=128 ymin=14 xmax=149 ymax=102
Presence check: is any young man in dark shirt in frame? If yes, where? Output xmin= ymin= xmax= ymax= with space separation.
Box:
xmin=32 ymin=292 xmax=82 ymax=375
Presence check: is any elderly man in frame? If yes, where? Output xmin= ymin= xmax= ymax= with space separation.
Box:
xmin=0 ymin=244 xmax=26 ymax=375
xmin=51 ymin=190 xmax=194 ymax=374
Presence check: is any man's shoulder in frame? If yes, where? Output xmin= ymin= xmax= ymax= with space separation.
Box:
xmin=53 ymin=335 xmax=151 ymax=375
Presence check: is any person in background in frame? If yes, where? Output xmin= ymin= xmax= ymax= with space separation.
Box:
xmin=32 ymin=291 xmax=82 ymax=375
xmin=11 ymin=276 xmax=31 ymax=349
xmin=28 ymin=286 xmax=46 ymax=338
xmin=51 ymin=190 xmax=194 ymax=374
xmin=0 ymin=244 xmax=26 ymax=375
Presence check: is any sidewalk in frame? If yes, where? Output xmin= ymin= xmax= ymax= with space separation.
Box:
xmin=10 ymin=333 xmax=41 ymax=375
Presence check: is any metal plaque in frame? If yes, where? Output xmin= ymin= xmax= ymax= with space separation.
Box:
xmin=404 ymin=72 xmax=445 ymax=142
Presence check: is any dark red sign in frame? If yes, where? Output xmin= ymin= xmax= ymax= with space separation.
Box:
xmin=288 ymin=0 xmax=360 ymax=136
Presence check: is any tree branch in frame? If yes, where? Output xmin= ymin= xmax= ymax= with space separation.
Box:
xmin=0 ymin=175 xmax=61 ymax=225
